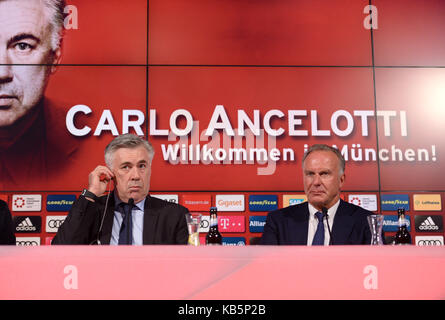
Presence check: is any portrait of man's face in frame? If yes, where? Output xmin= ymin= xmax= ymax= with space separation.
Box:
xmin=0 ymin=0 xmax=61 ymax=128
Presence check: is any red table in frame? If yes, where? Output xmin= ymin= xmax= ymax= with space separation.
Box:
xmin=0 ymin=245 xmax=444 ymax=300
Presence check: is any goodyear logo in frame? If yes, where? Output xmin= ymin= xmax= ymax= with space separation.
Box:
xmin=413 ymin=194 xmax=442 ymax=211
xmin=248 ymin=195 xmax=278 ymax=212
xmin=380 ymin=194 xmax=410 ymax=211
xmin=46 ymin=195 xmax=76 ymax=212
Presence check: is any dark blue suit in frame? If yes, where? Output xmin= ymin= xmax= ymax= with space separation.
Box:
xmin=260 ymin=199 xmax=372 ymax=245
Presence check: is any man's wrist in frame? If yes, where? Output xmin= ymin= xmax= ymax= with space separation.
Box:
xmin=81 ymin=189 xmax=99 ymax=202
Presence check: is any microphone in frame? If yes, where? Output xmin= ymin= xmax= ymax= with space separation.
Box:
xmin=91 ymin=183 xmax=112 ymax=245
xmin=322 ymin=207 xmax=333 ymax=245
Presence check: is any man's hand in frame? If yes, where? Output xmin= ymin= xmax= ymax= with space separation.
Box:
xmin=87 ymin=165 xmax=115 ymax=199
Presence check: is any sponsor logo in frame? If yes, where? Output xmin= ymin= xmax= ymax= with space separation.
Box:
xmin=46 ymin=215 xmax=67 ymax=233
xmin=348 ymin=194 xmax=378 ymax=211
xmin=415 ymin=236 xmax=444 ymax=246
xmin=215 ymin=194 xmax=245 ymax=212
xmin=199 ymin=216 xmax=210 ymax=233
xmin=380 ymin=194 xmax=409 ymax=211
xmin=150 ymin=194 xmax=178 ymax=203
xmin=46 ymin=194 xmax=76 ymax=211
xmin=16 ymin=237 xmax=40 ymax=246
xmin=13 ymin=216 xmax=42 ymax=233
xmin=219 ymin=216 xmax=245 ymax=232
xmin=249 ymin=216 xmax=267 ymax=233
xmin=222 ymin=237 xmax=246 ymax=246
xmin=283 ymin=195 xmax=307 ymax=207
xmin=12 ymin=194 xmax=42 ymax=212
xmin=248 ymin=195 xmax=278 ymax=212
xmin=415 ymin=215 xmax=443 ymax=232
xmin=413 ymin=194 xmax=442 ymax=211
xmin=182 ymin=194 xmax=211 ymax=211
xmin=382 ymin=215 xmax=411 ymax=232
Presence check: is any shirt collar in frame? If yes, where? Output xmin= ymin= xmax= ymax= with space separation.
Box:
xmin=114 ymin=193 xmax=146 ymax=211
xmin=308 ymin=199 xmax=340 ymax=219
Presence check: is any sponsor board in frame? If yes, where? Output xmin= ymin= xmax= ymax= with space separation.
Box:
xmin=46 ymin=194 xmax=76 ymax=211
xmin=380 ymin=194 xmax=410 ymax=211
xmin=46 ymin=216 xmax=67 ymax=233
xmin=415 ymin=236 xmax=444 ymax=246
xmin=0 ymin=194 xmax=8 ymax=203
xmin=150 ymin=194 xmax=179 ymax=203
xmin=13 ymin=216 xmax=42 ymax=233
xmin=413 ymin=194 xmax=442 ymax=211
xmin=219 ymin=216 xmax=245 ymax=232
xmin=383 ymin=215 xmax=411 ymax=232
xmin=222 ymin=237 xmax=246 ymax=246
xmin=199 ymin=215 xmax=210 ymax=233
xmin=12 ymin=194 xmax=42 ymax=212
xmin=248 ymin=195 xmax=278 ymax=212
xmin=16 ymin=237 xmax=40 ymax=246
xmin=348 ymin=194 xmax=378 ymax=211
xmin=283 ymin=194 xmax=307 ymax=207
xmin=45 ymin=237 xmax=54 ymax=245
xmin=249 ymin=216 xmax=267 ymax=233
xmin=415 ymin=215 xmax=443 ymax=232
xmin=182 ymin=194 xmax=211 ymax=211
xmin=215 ymin=194 xmax=245 ymax=212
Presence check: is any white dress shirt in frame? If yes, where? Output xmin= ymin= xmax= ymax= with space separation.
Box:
xmin=307 ymin=200 xmax=340 ymax=246
xmin=110 ymin=197 xmax=145 ymax=245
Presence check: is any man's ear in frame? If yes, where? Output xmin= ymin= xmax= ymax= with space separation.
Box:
xmin=50 ymin=47 xmax=62 ymax=74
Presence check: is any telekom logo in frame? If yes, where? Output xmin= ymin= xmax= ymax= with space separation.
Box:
xmin=218 ymin=216 xmax=245 ymax=232
xmin=220 ymin=218 xmax=230 ymax=230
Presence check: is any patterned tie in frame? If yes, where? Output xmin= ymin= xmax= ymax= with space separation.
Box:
xmin=312 ymin=211 xmax=325 ymax=246
xmin=118 ymin=202 xmax=132 ymax=245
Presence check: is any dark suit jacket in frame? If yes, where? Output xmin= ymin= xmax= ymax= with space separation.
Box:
xmin=260 ymin=199 xmax=372 ymax=245
xmin=0 ymin=200 xmax=16 ymax=245
xmin=52 ymin=193 xmax=189 ymax=245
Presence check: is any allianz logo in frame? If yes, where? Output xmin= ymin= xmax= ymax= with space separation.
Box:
xmin=383 ymin=220 xmax=410 ymax=227
xmin=249 ymin=221 xmax=266 ymax=227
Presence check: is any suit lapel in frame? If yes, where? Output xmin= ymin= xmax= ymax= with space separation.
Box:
xmin=99 ymin=193 xmax=116 ymax=245
xmin=286 ymin=202 xmax=309 ymax=245
xmin=143 ymin=196 xmax=160 ymax=244
xmin=332 ymin=200 xmax=354 ymax=244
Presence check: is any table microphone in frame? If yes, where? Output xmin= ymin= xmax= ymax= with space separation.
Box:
xmin=322 ymin=207 xmax=333 ymax=245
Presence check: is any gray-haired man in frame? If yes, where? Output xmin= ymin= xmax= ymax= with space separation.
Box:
xmin=261 ymin=144 xmax=373 ymax=245
xmin=53 ymin=134 xmax=189 ymax=245
xmin=0 ymin=0 xmax=77 ymax=188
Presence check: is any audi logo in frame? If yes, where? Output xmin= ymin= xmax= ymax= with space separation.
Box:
xmin=48 ymin=219 xmax=65 ymax=228
xmin=417 ymin=240 xmax=443 ymax=246
xmin=16 ymin=241 xmax=39 ymax=246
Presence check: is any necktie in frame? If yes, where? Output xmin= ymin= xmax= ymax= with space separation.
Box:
xmin=312 ymin=211 xmax=325 ymax=246
xmin=118 ymin=202 xmax=132 ymax=245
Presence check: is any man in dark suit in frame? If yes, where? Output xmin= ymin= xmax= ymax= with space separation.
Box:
xmin=0 ymin=200 xmax=16 ymax=245
xmin=52 ymin=134 xmax=189 ymax=245
xmin=261 ymin=144 xmax=372 ymax=245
